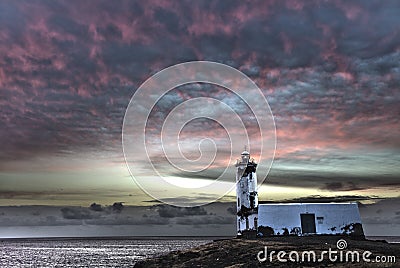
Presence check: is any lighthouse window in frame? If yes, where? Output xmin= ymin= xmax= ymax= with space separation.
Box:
xmin=238 ymin=198 xmax=240 ymax=207
xmin=317 ymin=217 xmax=324 ymax=224
xmin=249 ymin=195 xmax=255 ymax=209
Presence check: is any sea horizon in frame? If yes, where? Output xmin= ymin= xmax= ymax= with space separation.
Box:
xmin=0 ymin=235 xmax=232 ymax=241
xmin=1 ymin=235 xmax=399 ymax=243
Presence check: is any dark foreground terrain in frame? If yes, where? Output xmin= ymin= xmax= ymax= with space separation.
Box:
xmin=134 ymin=236 xmax=399 ymax=267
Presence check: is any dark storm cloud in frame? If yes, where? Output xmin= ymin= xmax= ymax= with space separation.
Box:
xmin=237 ymin=9 xmax=323 ymax=68
xmin=336 ymin=1 xmax=400 ymax=58
xmin=59 ymin=204 xmax=171 ymax=225
xmin=265 ymin=164 xmax=400 ymax=191
xmin=96 ymin=23 xmax=123 ymax=41
xmin=0 ymin=205 xmax=171 ymax=226
xmin=61 ymin=207 xmax=97 ymax=220
xmin=175 ymin=215 xmax=233 ymax=225
xmin=0 ymin=190 xmax=104 ymax=201
xmin=61 ymin=203 xmax=125 ymax=220
xmin=154 ymin=204 xmax=208 ymax=218
xmin=266 ymin=195 xmax=377 ymax=204
xmin=47 ymin=15 xmax=89 ymax=40
xmin=84 ymin=214 xmax=170 ymax=226
xmin=153 ymin=7 xmax=183 ymax=35
xmin=322 ymin=182 xmax=362 ymax=191
xmin=0 ymin=203 xmax=239 ymax=227
xmin=89 ymin=203 xmax=103 ymax=212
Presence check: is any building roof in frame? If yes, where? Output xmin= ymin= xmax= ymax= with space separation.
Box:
xmin=259 ymin=202 xmax=358 ymax=206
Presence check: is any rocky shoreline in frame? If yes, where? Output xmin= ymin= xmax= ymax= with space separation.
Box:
xmin=134 ymin=236 xmax=399 ymax=267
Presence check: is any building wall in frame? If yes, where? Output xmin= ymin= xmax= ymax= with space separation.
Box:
xmin=236 ymin=174 xmax=249 ymax=209
xmin=236 ymin=172 xmax=258 ymax=209
xmin=258 ymin=203 xmax=362 ymax=235
xmin=238 ymin=214 xmax=258 ymax=232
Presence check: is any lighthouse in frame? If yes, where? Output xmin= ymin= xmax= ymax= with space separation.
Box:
xmin=234 ymin=150 xmax=364 ymax=238
xmin=236 ymin=150 xmax=258 ymax=236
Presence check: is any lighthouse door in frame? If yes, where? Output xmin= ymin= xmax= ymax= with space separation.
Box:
xmin=300 ymin=214 xmax=316 ymax=234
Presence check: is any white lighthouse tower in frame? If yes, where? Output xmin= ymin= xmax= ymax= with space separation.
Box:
xmin=236 ymin=149 xmax=258 ymax=236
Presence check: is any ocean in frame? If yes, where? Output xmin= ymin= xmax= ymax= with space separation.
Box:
xmin=0 ymin=238 xmax=212 ymax=267
xmin=1 ymin=236 xmax=398 ymax=267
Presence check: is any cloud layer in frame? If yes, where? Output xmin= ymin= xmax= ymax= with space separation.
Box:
xmin=0 ymin=0 xmax=399 ymax=201
xmin=1 ymin=198 xmax=400 ymax=237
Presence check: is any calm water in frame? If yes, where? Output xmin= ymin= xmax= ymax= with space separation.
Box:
xmin=0 ymin=238 xmax=211 ymax=267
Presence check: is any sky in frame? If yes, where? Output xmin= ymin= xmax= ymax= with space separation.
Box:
xmin=0 ymin=0 xmax=399 ymax=237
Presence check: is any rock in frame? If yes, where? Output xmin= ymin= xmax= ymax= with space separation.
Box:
xmin=134 ymin=236 xmax=400 ymax=267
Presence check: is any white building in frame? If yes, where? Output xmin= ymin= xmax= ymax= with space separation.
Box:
xmin=257 ymin=203 xmax=364 ymax=236
xmin=235 ymin=151 xmax=364 ymax=237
